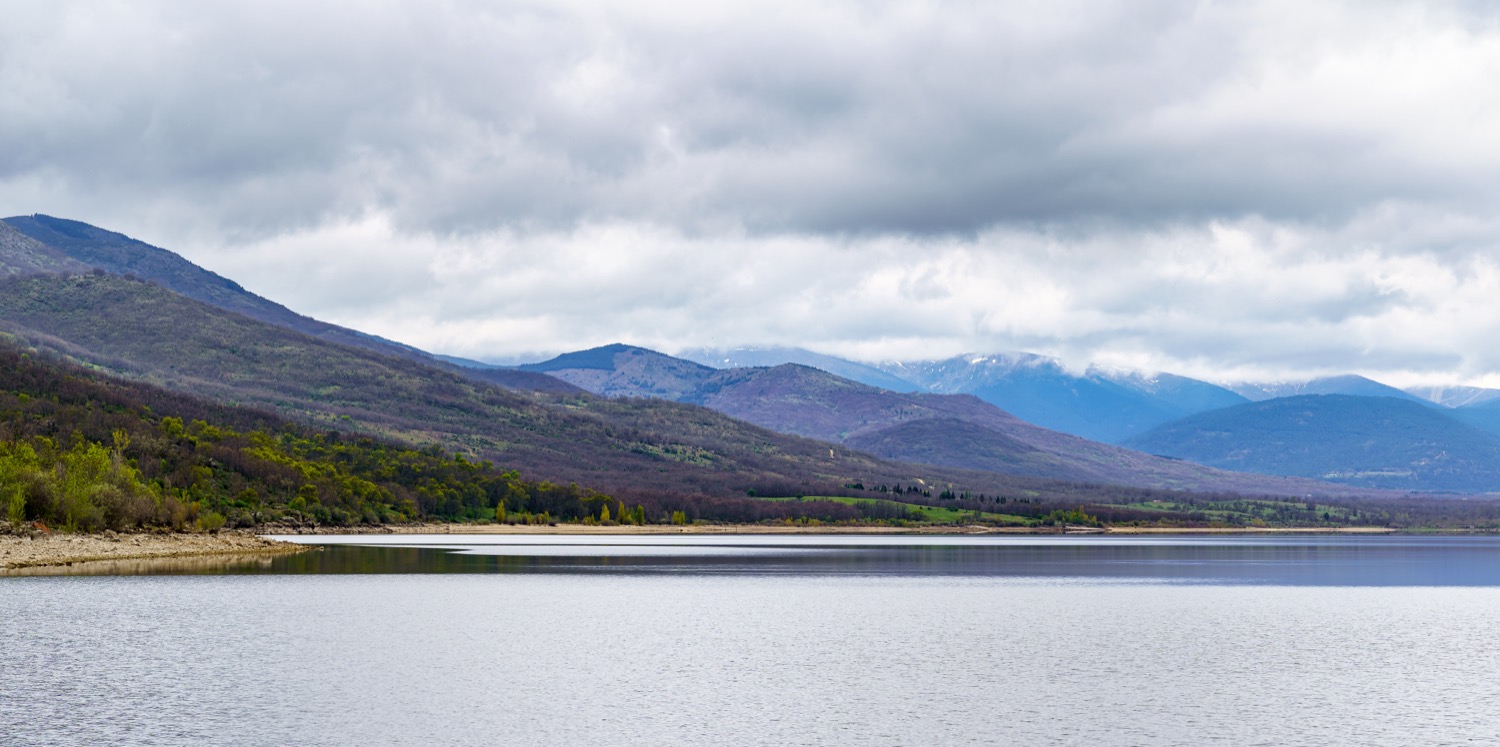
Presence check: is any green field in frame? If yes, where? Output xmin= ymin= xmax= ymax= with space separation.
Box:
xmin=767 ymin=496 xmax=1030 ymax=525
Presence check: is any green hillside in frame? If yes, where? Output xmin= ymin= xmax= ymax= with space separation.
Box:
xmin=0 ymin=342 xmax=610 ymax=530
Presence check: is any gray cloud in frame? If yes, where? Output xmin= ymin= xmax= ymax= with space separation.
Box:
xmin=7 ymin=0 xmax=1499 ymax=237
xmin=5 ymin=0 xmax=1500 ymax=385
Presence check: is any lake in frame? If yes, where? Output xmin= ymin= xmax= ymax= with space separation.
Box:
xmin=3 ymin=534 xmax=1499 ymax=745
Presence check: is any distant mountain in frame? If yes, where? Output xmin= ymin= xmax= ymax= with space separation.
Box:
xmin=679 ymin=346 xmax=921 ymax=392
xmin=522 ymin=344 xmax=717 ymax=399
xmin=1124 ymin=395 xmax=1500 ymax=492
xmin=1408 ymin=385 xmax=1500 ymax=409
xmin=1091 ymin=367 xmax=1250 ymax=415
xmin=1227 ymin=375 xmax=1429 ymax=404
xmin=874 ymin=353 xmax=1247 ymax=443
xmin=526 ymin=347 xmax=1359 ymax=495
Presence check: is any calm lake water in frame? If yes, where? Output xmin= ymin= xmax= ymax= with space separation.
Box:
xmin=4 ymin=534 xmax=1500 ymax=745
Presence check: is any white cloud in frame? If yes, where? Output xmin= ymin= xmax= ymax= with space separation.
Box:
xmin=193 ymin=205 xmax=1500 ymax=387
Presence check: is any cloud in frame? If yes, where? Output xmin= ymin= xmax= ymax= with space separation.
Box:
xmin=199 ymin=208 xmax=1500 ymax=388
xmin=5 ymin=0 xmax=1500 ymax=384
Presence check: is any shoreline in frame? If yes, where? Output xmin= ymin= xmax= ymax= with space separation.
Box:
xmin=0 ymin=522 xmax=1460 ymax=572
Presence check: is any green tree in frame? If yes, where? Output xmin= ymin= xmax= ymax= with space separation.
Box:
xmin=6 ymin=484 xmax=25 ymax=527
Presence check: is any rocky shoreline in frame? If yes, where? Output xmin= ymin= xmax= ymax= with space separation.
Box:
xmin=0 ymin=529 xmax=308 ymax=571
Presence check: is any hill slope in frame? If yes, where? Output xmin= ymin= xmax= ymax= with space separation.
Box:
xmin=0 ymin=221 xmax=92 ymax=277
xmin=4 ymin=214 xmax=438 ymax=364
xmin=1124 ymin=395 xmax=1500 ymax=492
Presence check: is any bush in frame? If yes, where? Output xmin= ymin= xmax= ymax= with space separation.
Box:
xmin=196 ymin=511 xmax=227 ymax=533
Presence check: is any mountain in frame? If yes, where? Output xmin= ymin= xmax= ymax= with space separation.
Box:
xmin=679 ymin=346 xmax=921 ymax=392
xmin=2 ymin=214 xmax=438 ymax=365
xmin=1227 ymin=375 xmax=1429 ymax=404
xmin=875 ymin=353 xmax=1247 ymax=443
xmin=1124 ymin=395 xmax=1500 ymax=492
xmin=1408 ymin=385 xmax=1500 ymax=409
xmin=522 ymin=349 xmax=1361 ymax=495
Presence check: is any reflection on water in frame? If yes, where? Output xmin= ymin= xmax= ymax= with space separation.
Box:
xmin=14 ymin=533 xmax=1500 ymax=585
xmin=4 ymin=554 xmax=284 ymax=577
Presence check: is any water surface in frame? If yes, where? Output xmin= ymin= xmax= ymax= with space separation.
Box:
xmin=4 ymin=534 xmax=1499 ymax=745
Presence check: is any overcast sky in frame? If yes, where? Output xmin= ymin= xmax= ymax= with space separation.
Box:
xmin=5 ymin=0 xmax=1500 ymax=385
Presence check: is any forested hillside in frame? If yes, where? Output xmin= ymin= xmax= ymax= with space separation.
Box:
xmin=0 ymin=341 xmax=941 ymax=529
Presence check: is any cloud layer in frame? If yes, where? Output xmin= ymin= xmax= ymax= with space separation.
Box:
xmin=4 ymin=0 xmax=1500 ymax=384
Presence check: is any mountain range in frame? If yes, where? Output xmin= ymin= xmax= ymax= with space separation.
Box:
xmin=8 ymin=213 xmax=1500 ymax=505
xmin=519 ymin=344 xmax=1366 ymax=494
xmin=648 ymin=345 xmax=1500 ymax=493
xmin=5 ymin=214 xmax=1385 ymax=534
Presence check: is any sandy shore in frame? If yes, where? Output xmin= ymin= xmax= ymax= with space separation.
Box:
xmin=271 ymin=522 xmax=1046 ymax=536
xmin=0 ymin=531 xmax=307 ymax=572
